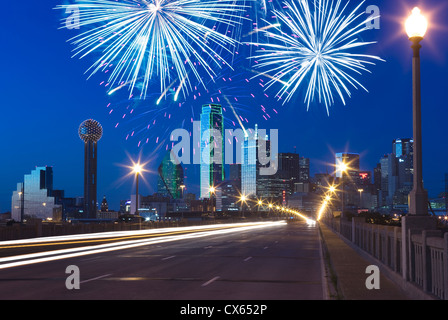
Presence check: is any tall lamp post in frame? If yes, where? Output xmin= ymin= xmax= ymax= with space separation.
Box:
xmin=133 ymin=163 xmax=142 ymax=216
xmin=406 ymin=7 xmax=428 ymax=216
xmin=337 ymin=162 xmax=348 ymax=218
xmin=209 ymin=186 xmax=216 ymax=215
xmin=180 ymin=185 xmax=186 ymax=199
xmin=402 ymin=8 xmax=434 ymax=282
xmin=358 ymin=189 xmax=364 ymax=209
xmin=240 ymin=194 xmax=247 ymax=218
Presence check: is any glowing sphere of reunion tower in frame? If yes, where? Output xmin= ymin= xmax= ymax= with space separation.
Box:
xmin=79 ymin=119 xmax=103 ymax=142
xmin=79 ymin=119 xmax=103 ymax=219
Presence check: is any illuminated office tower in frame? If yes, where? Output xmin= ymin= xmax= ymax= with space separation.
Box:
xmin=299 ymin=157 xmax=310 ymax=183
xmin=157 ymin=149 xmax=184 ymax=199
xmin=391 ymin=138 xmax=414 ymax=206
xmin=11 ymin=166 xmax=58 ymax=221
xmin=241 ymin=125 xmax=279 ymax=201
xmin=277 ymin=152 xmax=300 ymax=196
xmin=200 ymin=104 xmax=224 ymax=198
xmin=241 ymin=126 xmax=258 ymax=197
xmin=79 ymin=119 xmax=103 ymax=219
xmin=393 ymin=138 xmax=414 ymax=157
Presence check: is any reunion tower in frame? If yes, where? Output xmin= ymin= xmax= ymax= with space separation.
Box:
xmin=79 ymin=119 xmax=103 ymax=219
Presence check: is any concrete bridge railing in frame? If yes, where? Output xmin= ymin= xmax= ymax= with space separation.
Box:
xmin=323 ymin=216 xmax=448 ymax=300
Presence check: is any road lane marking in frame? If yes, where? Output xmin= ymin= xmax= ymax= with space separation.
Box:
xmin=80 ymin=273 xmax=112 ymax=284
xmin=244 ymin=256 xmax=252 ymax=262
xmin=162 ymin=255 xmax=176 ymax=261
xmin=201 ymin=276 xmax=220 ymax=287
xmin=80 ymin=256 xmax=102 ymax=262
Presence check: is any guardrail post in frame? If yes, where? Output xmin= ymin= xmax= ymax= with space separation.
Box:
xmin=393 ymin=227 xmax=399 ymax=272
xmin=401 ymin=215 xmax=437 ymax=281
xmin=422 ymin=230 xmax=429 ymax=292
xmin=352 ymin=218 xmax=356 ymax=245
xmin=444 ymin=232 xmax=448 ymax=300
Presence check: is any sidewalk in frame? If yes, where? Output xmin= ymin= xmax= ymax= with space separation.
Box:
xmin=319 ymin=223 xmax=410 ymax=300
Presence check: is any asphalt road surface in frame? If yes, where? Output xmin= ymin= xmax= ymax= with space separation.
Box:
xmin=0 ymin=220 xmax=326 ymax=300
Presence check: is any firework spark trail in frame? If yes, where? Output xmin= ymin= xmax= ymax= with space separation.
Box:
xmin=105 ymin=42 xmax=284 ymax=152
xmin=56 ymin=0 xmax=247 ymax=99
xmin=248 ymin=0 xmax=385 ymax=114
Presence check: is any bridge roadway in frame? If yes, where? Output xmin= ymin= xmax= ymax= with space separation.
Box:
xmin=0 ymin=219 xmax=410 ymax=301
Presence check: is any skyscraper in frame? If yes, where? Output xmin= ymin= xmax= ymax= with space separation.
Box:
xmin=299 ymin=157 xmax=310 ymax=182
xmin=11 ymin=166 xmax=59 ymax=221
xmin=241 ymin=125 xmax=280 ymax=202
xmin=378 ymin=138 xmax=415 ymax=208
xmin=200 ymin=104 xmax=224 ymax=198
xmin=277 ymin=153 xmax=300 ymax=196
xmin=391 ymin=138 xmax=414 ymax=206
xmin=79 ymin=119 xmax=103 ymax=219
xmin=100 ymin=195 xmax=109 ymax=212
xmin=378 ymin=154 xmax=391 ymax=206
xmin=241 ymin=126 xmax=258 ymax=197
xmin=393 ymin=138 xmax=414 ymax=157
xmin=157 ymin=149 xmax=184 ymax=199
xmin=229 ymin=163 xmax=241 ymax=192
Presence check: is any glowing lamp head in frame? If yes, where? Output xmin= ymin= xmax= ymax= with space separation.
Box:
xmin=338 ymin=162 xmax=348 ymax=173
xmin=209 ymin=186 xmax=215 ymax=194
xmin=240 ymin=195 xmax=247 ymax=202
xmin=406 ymin=7 xmax=428 ymax=40
xmin=133 ymin=164 xmax=142 ymax=174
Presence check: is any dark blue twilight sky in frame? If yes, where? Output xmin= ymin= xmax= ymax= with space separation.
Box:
xmin=1 ymin=0 xmax=447 ymax=212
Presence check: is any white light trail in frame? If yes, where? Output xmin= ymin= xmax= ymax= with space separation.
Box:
xmin=0 ymin=221 xmax=285 ymax=270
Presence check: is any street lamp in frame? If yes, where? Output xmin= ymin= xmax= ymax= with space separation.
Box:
xmin=209 ymin=186 xmax=216 ymax=214
xmin=358 ymin=189 xmax=364 ymax=209
xmin=132 ymin=163 xmax=142 ymax=216
xmin=406 ymin=7 xmax=428 ymax=216
xmin=180 ymin=184 xmax=186 ymax=198
xmin=240 ymin=194 xmax=247 ymax=218
xmin=257 ymin=199 xmax=263 ymax=213
xmin=337 ymin=162 xmax=348 ymax=218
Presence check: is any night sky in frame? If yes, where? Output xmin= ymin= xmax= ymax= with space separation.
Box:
xmin=1 ymin=0 xmax=448 ymax=213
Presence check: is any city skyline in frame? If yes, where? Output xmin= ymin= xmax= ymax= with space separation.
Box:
xmin=1 ymin=0 xmax=448 ymax=213
xmin=4 ymin=128 xmax=441 ymax=214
